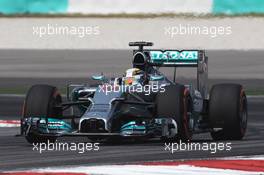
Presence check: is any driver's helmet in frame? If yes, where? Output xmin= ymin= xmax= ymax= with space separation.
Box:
xmin=123 ymin=68 xmax=143 ymax=85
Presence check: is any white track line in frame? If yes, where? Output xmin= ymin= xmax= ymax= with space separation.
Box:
xmin=0 ymin=120 xmax=20 ymax=127
xmin=31 ymin=164 xmax=263 ymax=175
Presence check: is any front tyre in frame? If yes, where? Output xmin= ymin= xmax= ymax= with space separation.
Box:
xmin=26 ymin=133 xmax=57 ymax=144
xmin=156 ymin=84 xmax=192 ymax=142
xmin=209 ymin=84 xmax=248 ymax=140
xmin=23 ymin=84 xmax=62 ymax=144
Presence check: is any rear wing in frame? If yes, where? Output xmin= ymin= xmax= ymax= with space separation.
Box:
xmin=147 ymin=50 xmax=208 ymax=98
xmin=129 ymin=42 xmax=208 ymax=99
xmin=148 ymin=50 xmax=200 ymax=67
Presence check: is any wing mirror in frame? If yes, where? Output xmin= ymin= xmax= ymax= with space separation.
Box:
xmin=150 ymin=75 xmax=164 ymax=81
xmin=92 ymin=75 xmax=105 ymax=81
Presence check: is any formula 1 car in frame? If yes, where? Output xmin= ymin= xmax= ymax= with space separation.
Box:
xmin=21 ymin=42 xmax=248 ymax=144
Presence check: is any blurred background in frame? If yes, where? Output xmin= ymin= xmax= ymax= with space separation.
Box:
xmin=0 ymin=0 xmax=263 ymax=106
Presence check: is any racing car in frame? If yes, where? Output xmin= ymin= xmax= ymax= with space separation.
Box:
xmin=21 ymin=41 xmax=248 ymax=144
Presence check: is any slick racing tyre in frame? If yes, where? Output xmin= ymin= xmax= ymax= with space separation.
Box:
xmin=23 ymin=84 xmax=62 ymax=144
xmin=209 ymin=84 xmax=248 ymax=140
xmin=156 ymin=84 xmax=192 ymax=142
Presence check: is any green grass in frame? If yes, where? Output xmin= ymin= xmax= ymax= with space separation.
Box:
xmin=245 ymin=89 xmax=264 ymax=96
xmin=0 ymin=87 xmax=67 ymax=95
xmin=0 ymin=87 xmax=28 ymax=95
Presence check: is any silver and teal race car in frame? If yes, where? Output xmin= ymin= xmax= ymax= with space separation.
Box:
xmin=20 ymin=42 xmax=248 ymax=144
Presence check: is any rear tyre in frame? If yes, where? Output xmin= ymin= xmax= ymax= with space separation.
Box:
xmin=23 ymin=84 xmax=62 ymax=144
xmin=209 ymin=84 xmax=247 ymax=140
xmin=156 ymin=84 xmax=192 ymax=142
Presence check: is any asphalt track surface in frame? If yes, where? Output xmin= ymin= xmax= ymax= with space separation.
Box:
xmin=0 ymin=96 xmax=263 ymax=171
